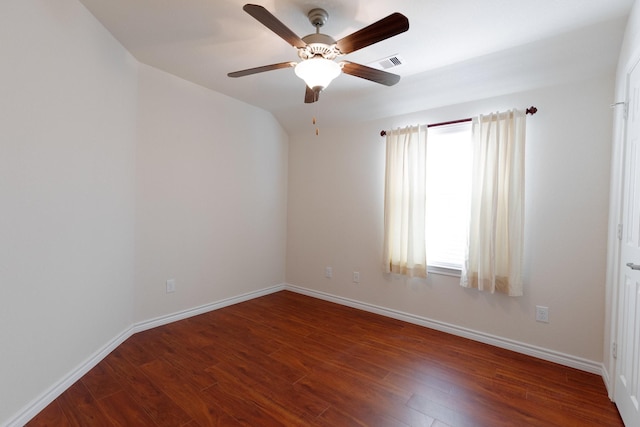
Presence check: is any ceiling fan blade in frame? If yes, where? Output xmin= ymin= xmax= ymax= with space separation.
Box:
xmin=228 ymin=61 xmax=296 ymax=78
xmin=341 ymin=61 xmax=400 ymax=86
xmin=243 ymin=4 xmax=306 ymax=49
xmin=336 ymin=13 xmax=409 ymax=54
xmin=304 ymin=86 xmax=320 ymax=103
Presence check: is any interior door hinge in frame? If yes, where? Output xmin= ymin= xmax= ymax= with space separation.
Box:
xmin=612 ymin=101 xmax=629 ymax=119
xmin=618 ymin=223 xmax=623 ymax=240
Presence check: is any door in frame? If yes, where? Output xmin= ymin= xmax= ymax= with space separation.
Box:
xmin=615 ymin=59 xmax=640 ymax=427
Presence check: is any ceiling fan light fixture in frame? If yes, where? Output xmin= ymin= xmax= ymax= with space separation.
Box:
xmin=294 ymin=57 xmax=341 ymax=91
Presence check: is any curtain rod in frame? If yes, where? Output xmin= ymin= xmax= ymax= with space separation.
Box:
xmin=379 ymin=106 xmax=538 ymax=137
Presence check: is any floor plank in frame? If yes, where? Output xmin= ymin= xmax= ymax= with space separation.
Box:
xmin=26 ymin=291 xmax=624 ymax=426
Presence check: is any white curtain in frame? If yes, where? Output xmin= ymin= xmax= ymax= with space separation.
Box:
xmin=461 ymin=110 xmax=526 ymax=295
xmin=383 ymin=126 xmax=427 ymax=278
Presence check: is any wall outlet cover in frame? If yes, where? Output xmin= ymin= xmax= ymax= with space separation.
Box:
xmin=535 ymin=305 xmax=549 ymax=323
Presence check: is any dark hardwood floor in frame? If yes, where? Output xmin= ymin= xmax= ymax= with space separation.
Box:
xmin=28 ymin=291 xmax=623 ymax=426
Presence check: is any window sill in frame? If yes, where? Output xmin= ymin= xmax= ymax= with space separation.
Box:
xmin=427 ymin=265 xmax=462 ymax=278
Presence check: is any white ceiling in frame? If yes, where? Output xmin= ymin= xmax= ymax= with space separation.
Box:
xmin=78 ymin=0 xmax=633 ymax=133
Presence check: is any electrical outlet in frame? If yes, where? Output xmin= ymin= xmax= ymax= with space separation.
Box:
xmin=353 ymin=271 xmax=360 ymax=283
xmin=166 ymin=279 xmax=176 ymax=293
xmin=535 ymin=305 xmax=549 ymax=323
xmin=325 ymin=267 xmax=333 ymax=278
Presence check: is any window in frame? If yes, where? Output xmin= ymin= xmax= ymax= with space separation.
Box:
xmin=384 ymin=109 xmax=526 ymax=290
xmin=425 ymin=123 xmax=472 ymax=272
xmin=383 ymin=122 xmax=472 ymax=276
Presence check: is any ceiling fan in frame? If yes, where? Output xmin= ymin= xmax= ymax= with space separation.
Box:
xmin=228 ymin=4 xmax=409 ymax=103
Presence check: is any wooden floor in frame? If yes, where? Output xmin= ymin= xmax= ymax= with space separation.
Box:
xmin=28 ymin=291 xmax=623 ymax=426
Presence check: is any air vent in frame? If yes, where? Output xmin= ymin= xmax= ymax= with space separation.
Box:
xmin=376 ymin=54 xmax=404 ymax=70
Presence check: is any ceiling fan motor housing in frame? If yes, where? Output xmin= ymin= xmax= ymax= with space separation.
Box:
xmin=297 ymin=8 xmax=341 ymax=60
xmin=299 ymin=33 xmax=339 ymax=60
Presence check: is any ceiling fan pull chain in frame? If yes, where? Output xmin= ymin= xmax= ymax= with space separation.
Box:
xmin=314 ymin=97 xmax=320 ymax=136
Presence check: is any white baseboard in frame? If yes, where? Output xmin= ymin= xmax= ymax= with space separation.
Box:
xmin=5 ymin=284 xmax=285 ymax=427
xmin=283 ymin=283 xmax=605 ymax=376
xmin=132 ymin=284 xmax=285 ymax=334
xmin=601 ymin=362 xmax=614 ymax=400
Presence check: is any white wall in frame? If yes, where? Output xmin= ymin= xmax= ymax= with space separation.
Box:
xmin=0 ymin=0 xmax=137 ymax=423
xmin=134 ymin=64 xmax=288 ymax=322
xmin=287 ymin=72 xmax=614 ymax=364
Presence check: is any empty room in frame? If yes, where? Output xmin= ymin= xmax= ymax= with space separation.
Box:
xmin=2 ymin=0 xmax=639 ymax=426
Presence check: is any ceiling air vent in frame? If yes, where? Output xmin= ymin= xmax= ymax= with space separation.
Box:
xmin=374 ymin=54 xmax=405 ymax=70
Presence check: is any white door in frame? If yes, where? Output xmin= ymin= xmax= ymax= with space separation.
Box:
xmin=615 ymin=59 xmax=640 ymax=427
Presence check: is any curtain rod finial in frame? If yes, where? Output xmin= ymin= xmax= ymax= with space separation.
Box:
xmin=526 ymin=106 xmax=537 ymax=115
xmin=380 ymin=130 xmax=387 ymax=137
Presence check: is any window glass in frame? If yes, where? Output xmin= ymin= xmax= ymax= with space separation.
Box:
xmin=425 ymin=122 xmax=472 ymax=270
